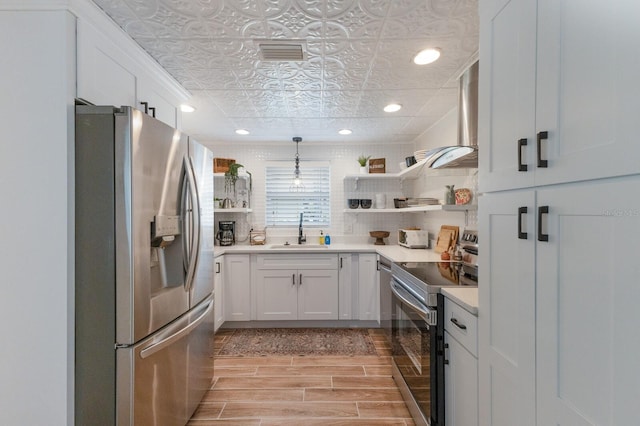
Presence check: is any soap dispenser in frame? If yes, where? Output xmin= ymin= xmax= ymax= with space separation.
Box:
xmin=319 ymin=230 xmax=324 ymax=245
xmin=324 ymin=233 xmax=331 ymax=245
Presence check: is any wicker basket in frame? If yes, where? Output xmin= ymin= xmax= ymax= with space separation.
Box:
xmin=250 ymin=229 xmax=266 ymax=245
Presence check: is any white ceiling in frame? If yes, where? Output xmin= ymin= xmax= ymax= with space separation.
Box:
xmin=92 ymin=0 xmax=479 ymax=144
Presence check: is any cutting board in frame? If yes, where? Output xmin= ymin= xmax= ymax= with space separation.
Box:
xmin=435 ymin=225 xmax=459 ymax=253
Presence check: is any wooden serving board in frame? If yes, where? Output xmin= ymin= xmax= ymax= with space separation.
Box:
xmin=435 ymin=225 xmax=459 ymax=253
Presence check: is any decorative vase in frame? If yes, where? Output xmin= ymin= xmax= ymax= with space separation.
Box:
xmin=445 ymin=185 xmax=455 ymax=205
xmin=359 ymin=166 xmax=367 ymax=174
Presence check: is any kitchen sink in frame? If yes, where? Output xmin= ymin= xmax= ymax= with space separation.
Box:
xmin=269 ymin=244 xmax=329 ymax=249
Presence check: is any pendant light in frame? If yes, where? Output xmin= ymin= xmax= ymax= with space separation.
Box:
xmin=290 ymin=136 xmax=305 ymax=192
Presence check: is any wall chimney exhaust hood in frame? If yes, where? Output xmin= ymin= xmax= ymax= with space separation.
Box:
xmin=426 ymin=60 xmax=479 ymax=169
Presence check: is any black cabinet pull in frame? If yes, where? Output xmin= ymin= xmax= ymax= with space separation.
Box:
xmin=518 ymin=207 xmax=528 ymax=240
xmin=299 ymin=273 xmax=303 ymax=286
xmin=376 ymin=260 xmax=379 ymax=271
xmin=537 ymin=131 xmax=548 ymax=168
xmin=340 ymin=257 xmax=344 ymax=269
xmin=538 ymin=206 xmax=549 ymax=242
xmin=215 ymin=262 xmax=221 ymax=274
xmin=149 ymin=106 xmax=156 ymax=118
xmin=140 ymin=101 xmax=149 ymax=114
xmin=292 ymin=274 xmax=296 ymax=286
xmin=450 ymin=317 xmax=467 ymax=330
xmin=518 ymin=138 xmax=528 ymax=172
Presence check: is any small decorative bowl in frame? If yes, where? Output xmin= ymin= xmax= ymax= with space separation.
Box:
xmin=360 ymin=199 xmax=372 ymax=209
xmin=348 ymin=199 xmax=360 ymax=209
xmin=370 ymin=231 xmax=390 ymax=245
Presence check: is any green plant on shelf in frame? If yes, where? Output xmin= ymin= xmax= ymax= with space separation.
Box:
xmin=357 ymin=155 xmax=371 ymax=167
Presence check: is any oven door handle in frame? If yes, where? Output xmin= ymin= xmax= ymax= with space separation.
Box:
xmin=390 ymin=280 xmax=435 ymax=325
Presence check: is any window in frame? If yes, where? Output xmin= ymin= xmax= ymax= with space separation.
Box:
xmin=265 ymin=161 xmax=331 ymax=227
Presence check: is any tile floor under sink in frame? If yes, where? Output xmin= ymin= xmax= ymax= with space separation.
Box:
xmin=189 ymin=329 xmax=415 ymax=425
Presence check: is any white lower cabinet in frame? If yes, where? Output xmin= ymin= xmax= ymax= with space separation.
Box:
xmin=338 ymin=253 xmax=356 ymax=320
xmin=254 ymin=254 xmax=339 ymax=320
xmin=223 ymin=254 xmax=251 ymax=322
xmin=213 ymin=255 xmax=224 ymax=332
xmin=444 ymin=298 xmax=478 ymax=426
xmin=357 ymin=253 xmax=379 ymax=321
xmin=480 ymin=176 xmax=640 ymax=425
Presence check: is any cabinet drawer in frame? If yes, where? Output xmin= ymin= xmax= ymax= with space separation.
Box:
xmin=255 ymin=253 xmax=338 ymax=270
xmin=444 ymin=298 xmax=478 ymax=357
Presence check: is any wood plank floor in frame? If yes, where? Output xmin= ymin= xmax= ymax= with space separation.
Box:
xmin=188 ymin=328 xmax=415 ymax=425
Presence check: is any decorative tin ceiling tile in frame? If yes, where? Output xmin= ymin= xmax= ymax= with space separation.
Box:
xmin=91 ymin=0 xmax=479 ymax=144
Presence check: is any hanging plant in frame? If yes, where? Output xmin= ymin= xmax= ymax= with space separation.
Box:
xmin=224 ymin=163 xmax=244 ymax=197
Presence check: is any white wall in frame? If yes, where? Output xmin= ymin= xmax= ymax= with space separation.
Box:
xmin=0 ymin=10 xmax=75 ymax=425
xmin=205 ymin=142 xmax=424 ymax=244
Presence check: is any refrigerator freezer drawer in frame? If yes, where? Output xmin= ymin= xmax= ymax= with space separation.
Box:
xmin=117 ymin=296 xmax=214 ymax=426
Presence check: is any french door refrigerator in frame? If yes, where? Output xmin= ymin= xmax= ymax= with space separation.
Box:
xmin=75 ymin=105 xmax=214 ymax=425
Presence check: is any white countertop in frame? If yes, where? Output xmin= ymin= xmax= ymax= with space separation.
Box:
xmin=215 ymin=243 xmax=446 ymax=263
xmin=441 ymin=287 xmax=478 ymax=315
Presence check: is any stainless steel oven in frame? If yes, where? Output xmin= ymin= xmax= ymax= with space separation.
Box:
xmin=389 ymin=261 xmax=477 ymax=426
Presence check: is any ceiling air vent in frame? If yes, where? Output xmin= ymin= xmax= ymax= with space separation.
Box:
xmin=257 ymin=40 xmax=307 ymax=61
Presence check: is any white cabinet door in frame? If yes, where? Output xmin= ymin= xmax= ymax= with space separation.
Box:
xmin=213 ymin=256 xmax=224 ymax=331
xmin=479 ymin=0 xmax=537 ymax=193
xmin=357 ymin=253 xmax=379 ymax=321
xmin=535 ymin=0 xmax=640 ymax=186
xmin=445 ymin=331 xmax=478 ymax=426
xmin=76 ymin=19 xmax=137 ymax=108
xmin=478 ymin=190 xmax=536 ymax=426
xmin=536 ymin=176 xmax=640 ymax=425
xmin=254 ymin=269 xmax=298 ymax=321
xmin=298 ymin=269 xmax=339 ymax=320
xmin=338 ymin=254 xmax=356 ymax=320
xmin=223 ymin=254 xmax=251 ymax=322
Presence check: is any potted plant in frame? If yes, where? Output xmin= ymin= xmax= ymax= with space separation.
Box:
xmin=358 ymin=155 xmax=370 ymax=174
xmin=224 ymin=163 xmax=244 ymax=199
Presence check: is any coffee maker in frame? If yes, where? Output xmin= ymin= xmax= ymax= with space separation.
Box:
xmin=216 ymin=221 xmax=235 ymax=246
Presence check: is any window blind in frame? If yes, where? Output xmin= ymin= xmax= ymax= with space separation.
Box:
xmin=265 ymin=162 xmax=331 ymax=227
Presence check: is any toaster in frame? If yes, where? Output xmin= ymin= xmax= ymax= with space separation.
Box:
xmin=398 ymin=229 xmax=430 ymax=249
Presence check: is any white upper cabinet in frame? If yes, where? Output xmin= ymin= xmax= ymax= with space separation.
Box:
xmin=479 ymin=0 xmax=537 ymax=192
xmin=76 ymin=4 xmax=188 ymax=128
xmin=535 ymin=0 xmax=640 ymax=186
xmin=480 ymin=0 xmax=640 ymax=192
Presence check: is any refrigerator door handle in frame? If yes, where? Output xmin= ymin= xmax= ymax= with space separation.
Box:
xmin=140 ymin=298 xmax=212 ymax=359
xmin=182 ymin=155 xmax=201 ymax=292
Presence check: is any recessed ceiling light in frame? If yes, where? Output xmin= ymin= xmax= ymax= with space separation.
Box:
xmin=180 ymin=104 xmax=196 ymax=113
xmin=338 ymin=129 xmax=352 ymax=135
xmin=235 ymin=129 xmax=250 ymax=135
xmin=413 ymin=48 xmax=441 ymax=65
xmin=384 ymin=103 xmax=402 ymax=113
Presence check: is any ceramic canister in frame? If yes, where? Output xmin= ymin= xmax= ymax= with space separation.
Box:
xmin=375 ymin=193 xmax=387 ymax=209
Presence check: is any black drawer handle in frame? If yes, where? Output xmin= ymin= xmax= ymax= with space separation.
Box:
xmin=518 ymin=138 xmax=528 ymax=172
xmin=450 ymin=317 xmax=467 ymax=330
xmin=538 ymin=206 xmax=549 ymax=242
xmin=215 ymin=262 xmax=221 ymax=274
xmin=149 ymin=106 xmax=156 ymax=118
xmin=518 ymin=206 xmax=528 ymax=240
xmin=537 ymin=131 xmax=548 ymax=168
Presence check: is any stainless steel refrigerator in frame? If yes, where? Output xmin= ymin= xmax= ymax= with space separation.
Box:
xmin=75 ymin=105 xmax=215 ymax=425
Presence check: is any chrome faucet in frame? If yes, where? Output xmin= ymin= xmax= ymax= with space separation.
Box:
xmin=298 ymin=212 xmax=306 ymax=245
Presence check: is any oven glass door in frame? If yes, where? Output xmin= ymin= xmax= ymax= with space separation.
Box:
xmin=391 ymin=281 xmax=437 ymax=424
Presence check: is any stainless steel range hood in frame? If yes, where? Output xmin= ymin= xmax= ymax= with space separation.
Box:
xmin=426 ymin=61 xmax=479 ymax=169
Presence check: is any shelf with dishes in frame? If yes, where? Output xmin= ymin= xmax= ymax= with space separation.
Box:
xmin=342 ymin=204 xmax=476 ymax=214
xmin=214 ymin=208 xmax=253 ymax=214
xmin=343 ymin=158 xmax=428 ymax=189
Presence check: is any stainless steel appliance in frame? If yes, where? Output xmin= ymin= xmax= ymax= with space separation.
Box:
xmin=216 ymin=220 xmax=235 ymax=246
xmin=75 ymin=105 xmax=215 ymax=426
xmin=389 ymin=261 xmax=477 ymax=425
